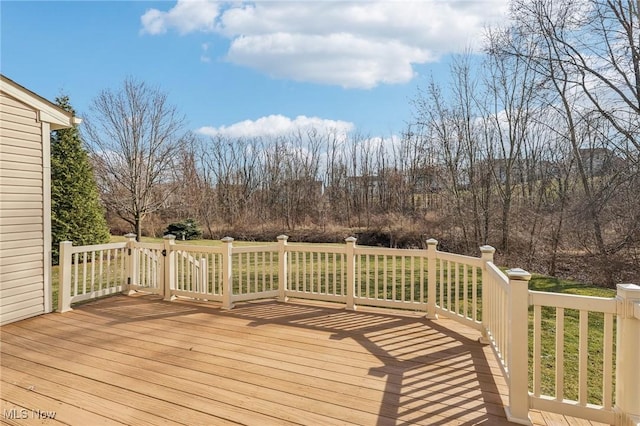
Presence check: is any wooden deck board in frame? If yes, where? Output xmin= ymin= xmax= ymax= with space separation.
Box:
xmin=1 ymin=363 xmax=181 ymax=426
xmin=0 ymin=294 xmax=603 ymax=425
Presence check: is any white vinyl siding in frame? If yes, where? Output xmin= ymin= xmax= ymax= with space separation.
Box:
xmin=0 ymin=92 xmax=45 ymax=325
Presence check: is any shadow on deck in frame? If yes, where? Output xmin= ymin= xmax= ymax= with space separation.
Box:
xmin=0 ymin=294 xmax=580 ymax=425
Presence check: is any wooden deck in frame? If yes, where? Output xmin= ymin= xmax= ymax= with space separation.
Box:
xmin=0 ymin=294 xmax=605 ymax=425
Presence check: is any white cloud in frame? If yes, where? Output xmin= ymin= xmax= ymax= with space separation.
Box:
xmin=196 ymin=114 xmax=355 ymax=139
xmin=141 ymin=0 xmax=509 ymax=88
xmin=227 ymin=32 xmax=432 ymax=88
xmin=140 ymin=0 xmax=221 ymax=35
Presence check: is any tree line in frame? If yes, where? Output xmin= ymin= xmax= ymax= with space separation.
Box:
xmin=56 ymin=0 xmax=638 ymax=286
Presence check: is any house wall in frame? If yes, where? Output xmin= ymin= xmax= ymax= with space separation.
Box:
xmin=0 ymin=92 xmax=47 ymax=325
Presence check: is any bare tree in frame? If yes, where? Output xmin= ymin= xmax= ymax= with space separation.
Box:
xmin=323 ymin=131 xmax=350 ymax=224
xmin=450 ymin=52 xmax=493 ymax=245
xmin=345 ymin=132 xmax=378 ymax=227
xmin=202 ymin=135 xmax=260 ymax=227
xmin=505 ymin=0 xmax=639 ymax=282
xmin=275 ymin=131 xmax=323 ymax=230
xmin=175 ymin=135 xmax=218 ymax=237
xmin=85 ymin=78 xmax=185 ymax=240
xmin=413 ymin=78 xmax=473 ymax=248
xmin=484 ymin=28 xmax=541 ymax=251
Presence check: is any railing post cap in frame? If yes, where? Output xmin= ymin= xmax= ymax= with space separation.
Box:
xmin=277 ymin=235 xmax=289 ymax=241
xmin=163 ymin=234 xmax=176 ymax=240
xmin=507 ymin=268 xmax=532 ymax=281
xmin=61 ymin=240 xmax=73 ymax=245
xmin=426 ymin=238 xmax=438 ymax=245
xmin=124 ymin=233 xmax=137 ymax=239
xmin=345 ymin=236 xmax=357 ymax=243
xmin=480 ymin=245 xmax=496 ymax=254
xmin=221 ymin=236 xmax=234 ymax=243
xmin=617 ymin=283 xmax=640 ymax=295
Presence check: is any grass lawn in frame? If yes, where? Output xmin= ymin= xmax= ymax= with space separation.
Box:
xmin=529 ymin=274 xmax=615 ymax=297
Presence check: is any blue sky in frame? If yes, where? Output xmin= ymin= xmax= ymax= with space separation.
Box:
xmin=1 ymin=0 xmax=508 ymax=139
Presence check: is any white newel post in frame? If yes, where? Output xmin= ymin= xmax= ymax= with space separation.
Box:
xmin=426 ymin=238 xmax=438 ymax=319
xmin=277 ymin=235 xmax=289 ymax=302
xmin=163 ymin=234 xmax=176 ymax=301
xmin=58 ymin=241 xmax=73 ymax=313
xmin=615 ymin=284 xmax=640 ymax=426
xmin=221 ymin=237 xmax=234 ymax=310
xmin=505 ymin=268 xmax=532 ymax=425
xmin=479 ymin=245 xmax=496 ymax=344
xmin=345 ymin=237 xmax=357 ymax=310
xmin=124 ymin=233 xmax=137 ymax=295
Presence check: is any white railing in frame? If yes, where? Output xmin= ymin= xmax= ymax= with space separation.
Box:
xmin=58 ymin=235 xmax=640 ymax=426
xmin=226 ymin=239 xmax=279 ymax=304
xmin=172 ymin=245 xmax=224 ymax=301
xmin=433 ymin=249 xmax=485 ymax=329
xmin=528 ymin=290 xmax=617 ymax=424
xmin=353 ymin=244 xmax=428 ymax=310
xmin=58 ymin=235 xmax=166 ymax=310
xmin=58 ymin=241 xmax=127 ymax=310
xmin=130 ymin=241 xmax=163 ymax=294
xmin=482 ymin=262 xmax=511 ymax=372
xmin=285 ymin=240 xmax=346 ymax=303
xmin=157 ymin=237 xmax=281 ymax=307
xmin=59 ymin=234 xmax=488 ymax=317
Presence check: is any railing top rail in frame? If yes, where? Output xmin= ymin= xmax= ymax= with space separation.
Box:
xmin=436 ymin=250 xmax=484 ymax=267
xmin=486 ymin=262 xmax=509 ymax=287
xmin=135 ymin=242 xmax=164 ymax=250
xmin=486 ymin=261 xmax=507 ymax=278
xmin=69 ymin=242 xmax=127 ymax=253
xmin=286 ymin=245 xmax=346 ymax=255
xmin=171 ymin=243 xmax=225 ymax=254
xmin=529 ymin=290 xmax=617 ymax=313
xmin=354 ymin=246 xmax=427 ymax=257
xmin=233 ymin=244 xmax=278 ymax=254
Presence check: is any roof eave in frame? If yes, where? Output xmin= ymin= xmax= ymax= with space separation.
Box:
xmin=0 ymin=74 xmax=77 ymax=130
